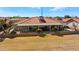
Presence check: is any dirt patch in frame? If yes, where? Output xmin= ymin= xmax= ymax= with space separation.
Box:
xmin=0 ymin=34 xmax=79 ymax=51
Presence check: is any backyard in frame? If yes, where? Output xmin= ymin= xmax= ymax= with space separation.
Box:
xmin=0 ymin=34 xmax=79 ymax=51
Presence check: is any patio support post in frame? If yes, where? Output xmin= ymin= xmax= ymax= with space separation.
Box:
xmin=27 ymin=26 xmax=29 ymax=32
xmin=37 ymin=26 xmax=39 ymax=29
xmin=56 ymin=25 xmax=59 ymax=31
xmin=49 ymin=25 xmax=51 ymax=32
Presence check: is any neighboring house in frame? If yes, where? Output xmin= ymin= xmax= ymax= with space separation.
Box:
xmin=9 ymin=18 xmax=27 ymax=24
xmin=14 ymin=17 xmax=64 ymax=33
xmin=63 ymin=18 xmax=79 ymax=31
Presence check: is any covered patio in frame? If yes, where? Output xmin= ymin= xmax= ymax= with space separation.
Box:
xmin=15 ymin=23 xmax=64 ymax=33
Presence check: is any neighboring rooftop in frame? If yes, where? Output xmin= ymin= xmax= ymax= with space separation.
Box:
xmin=63 ymin=18 xmax=79 ymax=22
xmin=15 ymin=17 xmax=63 ymax=25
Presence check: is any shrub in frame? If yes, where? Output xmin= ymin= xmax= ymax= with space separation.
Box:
xmin=36 ymin=28 xmax=42 ymax=33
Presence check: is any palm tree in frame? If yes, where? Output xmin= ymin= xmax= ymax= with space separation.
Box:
xmin=55 ymin=16 xmax=62 ymax=20
xmin=5 ymin=24 xmax=17 ymax=34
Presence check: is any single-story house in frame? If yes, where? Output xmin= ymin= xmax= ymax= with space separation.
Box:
xmin=14 ymin=16 xmax=64 ymax=33
xmin=63 ymin=18 xmax=79 ymax=31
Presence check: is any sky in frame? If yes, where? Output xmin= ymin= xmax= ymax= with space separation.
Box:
xmin=0 ymin=7 xmax=79 ymax=17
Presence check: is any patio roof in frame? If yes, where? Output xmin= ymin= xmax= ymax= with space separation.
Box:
xmin=17 ymin=23 xmax=63 ymax=26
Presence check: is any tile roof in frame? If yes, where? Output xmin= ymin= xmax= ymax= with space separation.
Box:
xmin=15 ymin=17 xmax=62 ymax=25
xmin=63 ymin=18 xmax=79 ymax=22
xmin=74 ymin=18 xmax=79 ymax=22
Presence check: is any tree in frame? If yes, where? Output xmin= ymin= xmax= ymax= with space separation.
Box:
xmin=0 ymin=20 xmax=6 ymax=25
xmin=12 ymin=16 xmax=21 ymax=18
xmin=72 ymin=23 xmax=78 ymax=31
xmin=46 ymin=16 xmax=52 ymax=19
xmin=64 ymin=15 xmax=71 ymax=18
xmin=55 ymin=16 xmax=62 ymax=20
xmin=25 ymin=17 xmax=30 ymax=19
xmin=75 ymin=16 xmax=78 ymax=18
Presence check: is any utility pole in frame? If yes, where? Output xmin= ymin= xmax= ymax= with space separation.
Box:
xmin=40 ymin=7 xmax=43 ymax=16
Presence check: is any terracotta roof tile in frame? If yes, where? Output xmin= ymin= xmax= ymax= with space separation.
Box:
xmin=74 ymin=18 xmax=79 ymax=22
xmin=63 ymin=18 xmax=72 ymax=22
xmin=63 ymin=18 xmax=79 ymax=22
xmin=15 ymin=17 xmax=62 ymax=24
xmin=22 ymin=17 xmax=40 ymax=24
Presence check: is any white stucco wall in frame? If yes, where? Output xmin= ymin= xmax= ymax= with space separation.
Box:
xmin=65 ymin=21 xmax=79 ymax=30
